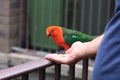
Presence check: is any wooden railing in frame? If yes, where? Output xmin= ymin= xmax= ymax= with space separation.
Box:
xmin=0 ymin=59 xmax=54 ymax=80
xmin=0 ymin=58 xmax=88 ymax=80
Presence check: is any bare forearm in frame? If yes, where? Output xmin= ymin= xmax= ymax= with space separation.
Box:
xmin=84 ymin=34 xmax=104 ymax=57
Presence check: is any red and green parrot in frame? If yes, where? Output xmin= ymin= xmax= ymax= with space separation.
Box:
xmin=46 ymin=26 xmax=94 ymax=51
xmin=46 ymin=26 xmax=94 ymax=50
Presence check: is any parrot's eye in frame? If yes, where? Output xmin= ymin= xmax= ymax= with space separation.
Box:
xmin=50 ymin=30 xmax=54 ymax=34
xmin=51 ymin=30 xmax=54 ymax=32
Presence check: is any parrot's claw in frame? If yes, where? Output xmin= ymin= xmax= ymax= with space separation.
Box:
xmin=56 ymin=50 xmax=66 ymax=54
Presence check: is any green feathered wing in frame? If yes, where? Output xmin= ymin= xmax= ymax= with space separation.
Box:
xmin=62 ymin=27 xmax=94 ymax=46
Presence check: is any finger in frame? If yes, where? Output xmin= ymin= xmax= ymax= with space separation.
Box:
xmin=65 ymin=48 xmax=72 ymax=54
xmin=45 ymin=54 xmax=58 ymax=59
xmin=45 ymin=54 xmax=68 ymax=64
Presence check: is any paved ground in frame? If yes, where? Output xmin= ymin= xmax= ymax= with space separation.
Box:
xmin=0 ymin=52 xmax=8 ymax=69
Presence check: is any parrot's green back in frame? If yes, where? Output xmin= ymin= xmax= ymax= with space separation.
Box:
xmin=62 ymin=27 xmax=94 ymax=46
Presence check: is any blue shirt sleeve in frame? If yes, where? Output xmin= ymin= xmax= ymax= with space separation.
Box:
xmin=92 ymin=0 xmax=120 ymax=80
xmin=115 ymin=0 xmax=120 ymax=13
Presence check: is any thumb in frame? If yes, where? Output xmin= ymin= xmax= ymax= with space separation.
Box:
xmin=65 ymin=48 xmax=72 ymax=54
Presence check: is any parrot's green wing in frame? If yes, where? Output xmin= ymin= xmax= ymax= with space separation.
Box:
xmin=62 ymin=27 xmax=94 ymax=46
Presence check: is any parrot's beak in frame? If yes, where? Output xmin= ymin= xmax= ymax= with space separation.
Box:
xmin=46 ymin=31 xmax=50 ymax=37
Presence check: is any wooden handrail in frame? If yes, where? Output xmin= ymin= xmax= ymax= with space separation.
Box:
xmin=0 ymin=58 xmax=54 ymax=80
xmin=0 ymin=58 xmax=88 ymax=80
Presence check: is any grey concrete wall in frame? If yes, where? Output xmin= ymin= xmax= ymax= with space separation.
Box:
xmin=0 ymin=0 xmax=25 ymax=53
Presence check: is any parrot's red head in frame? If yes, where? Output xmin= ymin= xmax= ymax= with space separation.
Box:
xmin=46 ymin=26 xmax=70 ymax=50
xmin=46 ymin=26 xmax=63 ymax=37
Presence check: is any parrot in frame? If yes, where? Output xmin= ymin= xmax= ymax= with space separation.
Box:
xmin=46 ymin=26 xmax=94 ymax=52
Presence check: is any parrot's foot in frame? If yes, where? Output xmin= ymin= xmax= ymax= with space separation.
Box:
xmin=56 ymin=50 xmax=66 ymax=54
xmin=57 ymin=47 xmax=65 ymax=54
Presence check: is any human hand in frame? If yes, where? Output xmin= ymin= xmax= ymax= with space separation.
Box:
xmin=45 ymin=41 xmax=88 ymax=65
